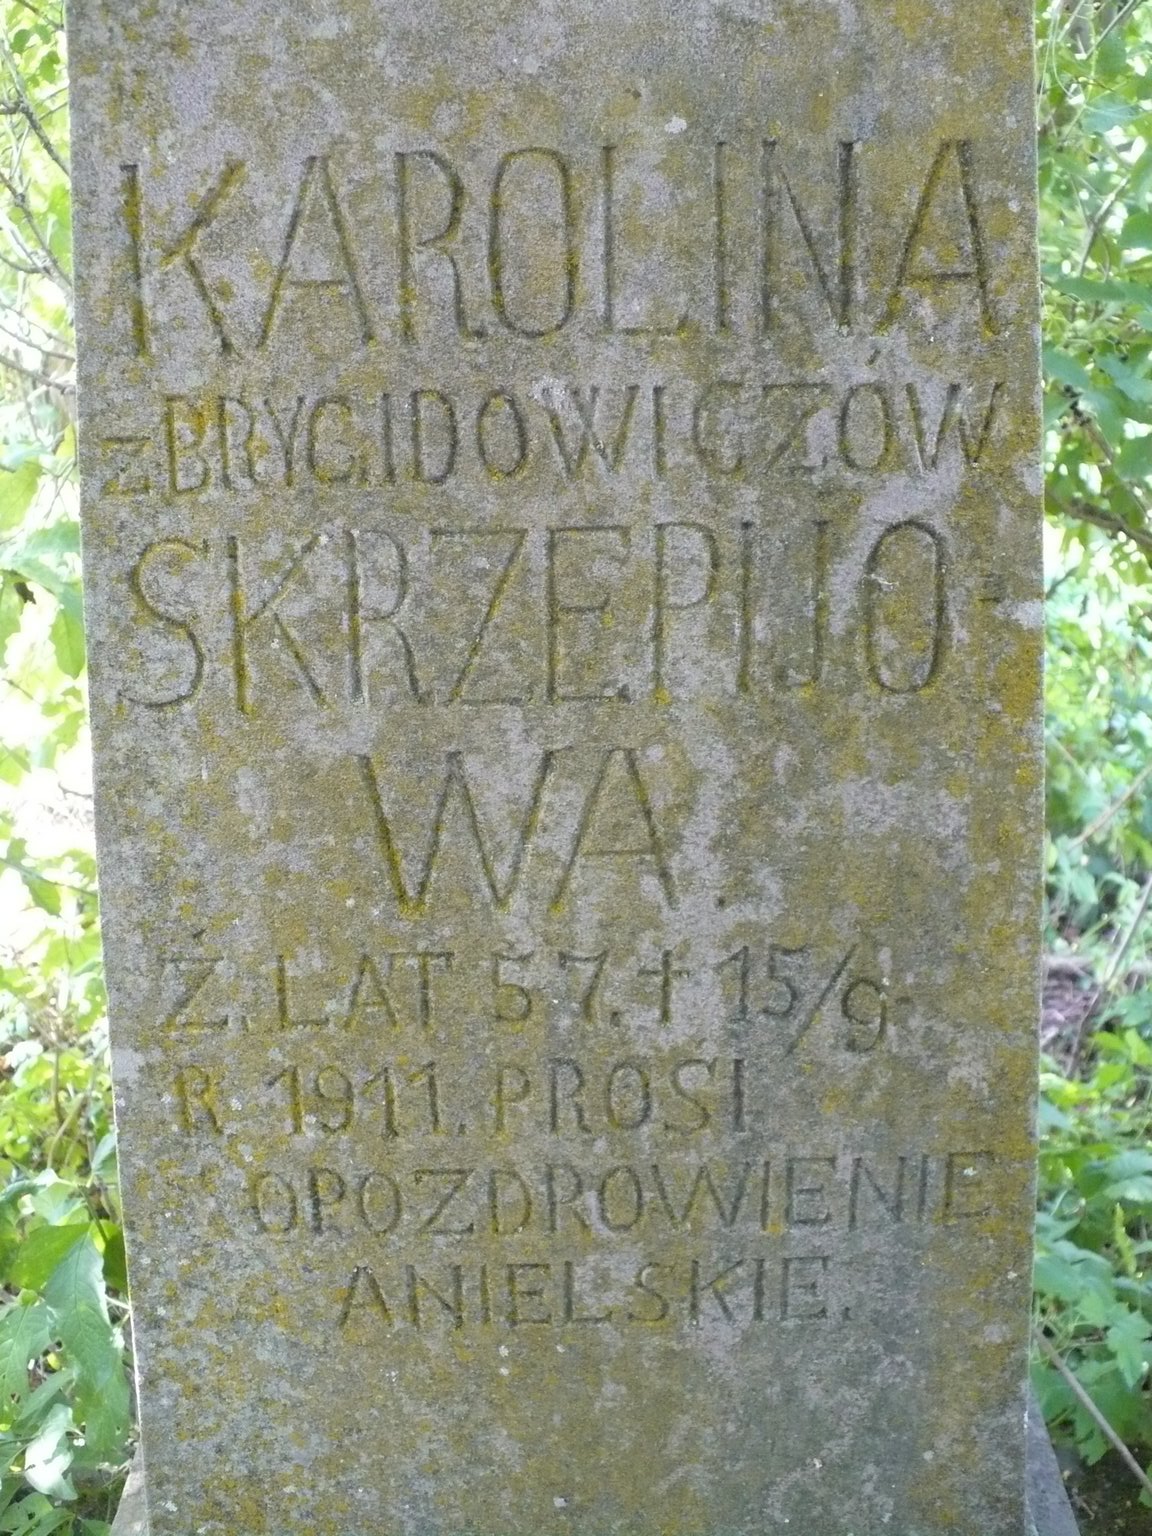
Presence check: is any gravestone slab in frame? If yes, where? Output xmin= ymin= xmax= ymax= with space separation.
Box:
xmin=69 ymin=3 xmax=1044 ymax=1534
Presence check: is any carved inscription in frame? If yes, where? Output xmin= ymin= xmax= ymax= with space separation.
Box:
xmin=97 ymin=377 xmax=1002 ymax=495
xmin=106 ymin=124 xmax=1022 ymax=1353
xmin=118 ymin=517 xmax=958 ymax=711
xmin=115 ymin=138 xmax=997 ymax=357
xmin=248 ymin=1150 xmax=998 ymax=1240
xmin=333 ymin=1253 xmax=840 ymax=1332
xmin=158 ymin=936 xmax=906 ymax=1043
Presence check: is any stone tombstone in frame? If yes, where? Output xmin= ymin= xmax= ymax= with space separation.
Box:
xmin=68 ymin=2 xmax=1043 ymax=1534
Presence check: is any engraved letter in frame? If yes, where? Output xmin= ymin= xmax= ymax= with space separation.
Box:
xmin=260 ymin=157 xmax=374 ymax=347
xmin=396 ymin=151 xmax=484 ymax=340
xmin=358 ymin=750 xmax=557 ymax=915
xmin=229 ymin=533 xmax=328 ymax=714
xmin=159 ymin=160 xmax=244 ymax=354
xmin=122 ymin=538 xmax=207 ymax=708
xmin=489 ymin=148 xmax=577 ymax=338
xmin=653 ymin=522 xmax=720 ymax=702
xmin=883 ymin=141 xmax=995 ymax=332
xmin=761 ymin=141 xmax=858 ymax=331
xmin=553 ymin=749 xmax=675 ymax=909
xmin=863 ymin=520 xmax=947 ymax=694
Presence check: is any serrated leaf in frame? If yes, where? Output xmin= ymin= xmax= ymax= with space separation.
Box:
xmin=0 ymin=1492 xmax=73 ymax=1536
xmin=42 ymin=1236 xmax=106 ymax=1323
xmin=1034 ymin=1250 xmax=1085 ymax=1302
xmin=61 ymin=1304 xmax=128 ymax=1458
xmin=43 ymin=1238 xmax=128 ymax=1459
xmin=0 ymin=1300 xmax=51 ymax=1407
xmin=9 ymin=1223 xmax=90 ymax=1293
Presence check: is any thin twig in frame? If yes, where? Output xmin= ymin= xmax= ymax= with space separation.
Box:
xmin=0 ymin=165 xmax=70 ymax=291
xmin=1034 ymin=1330 xmax=1152 ymax=1498
xmin=0 ymin=49 xmax=68 ymax=177
xmin=13 ymin=0 xmax=62 ymax=24
xmin=1081 ymin=419 xmax=1152 ymax=516
xmin=4 ymin=306 xmax=73 ymax=350
xmin=1095 ymin=0 xmax=1150 ymax=50
xmin=1049 ymin=493 xmax=1152 ymax=559
xmin=1076 ymin=157 xmax=1132 ymax=278
xmin=1048 ymin=731 xmax=1094 ymax=784
xmin=44 ymin=1092 xmax=90 ymax=1169
xmin=0 ymin=99 xmax=67 ymax=175
xmin=0 ymin=350 xmax=64 ymax=389
xmin=1069 ymin=872 xmax=1152 ymax=1074
xmin=0 ymin=314 xmax=71 ymax=364
xmin=1046 ymin=952 xmax=1152 ymax=977
xmin=1066 ymin=758 xmax=1152 ymax=850
xmin=0 ymin=248 xmax=43 ymax=276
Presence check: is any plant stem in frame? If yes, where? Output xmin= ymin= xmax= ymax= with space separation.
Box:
xmin=1069 ymin=873 xmax=1152 ymax=1075
xmin=1034 ymin=1329 xmax=1152 ymax=1498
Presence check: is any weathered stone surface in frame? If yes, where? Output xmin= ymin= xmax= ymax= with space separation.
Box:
xmin=111 ymin=1401 xmax=1085 ymax=1536
xmin=69 ymin=3 xmax=1043 ymax=1534
xmin=1026 ymin=1395 xmax=1082 ymax=1536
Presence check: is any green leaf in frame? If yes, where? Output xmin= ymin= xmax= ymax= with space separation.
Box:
xmin=1046 ymin=273 xmax=1152 ymax=308
xmin=45 ymin=184 xmax=71 ymax=273
xmin=18 ymin=869 xmax=61 ymax=918
xmin=0 ymin=1492 xmax=73 ymax=1536
xmin=49 ymin=605 xmax=84 ymax=679
xmin=1120 ymin=210 xmax=1152 ymax=251
xmin=1115 ymin=431 xmax=1152 ymax=480
xmin=1 ymin=523 xmax=80 ymax=604
xmin=17 ymin=521 xmax=80 ymax=564
xmin=0 ymin=1299 xmax=51 ymax=1407
xmin=60 ymin=1304 xmax=128 ymax=1458
xmin=100 ymin=1229 xmax=127 ymax=1297
xmin=43 ymin=1238 xmax=129 ymax=1459
xmin=1084 ymin=97 xmax=1144 ymax=132
xmin=0 ymin=744 xmax=29 ymax=787
xmin=1096 ymin=28 xmax=1128 ymax=80
xmin=0 ymin=579 xmax=26 ymax=664
xmin=1044 ymin=344 xmax=1095 ymax=392
xmin=42 ymin=1235 xmax=106 ymax=1324
xmin=0 ymin=462 xmax=41 ymax=534
xmin=9 ymin=1223 xmax=89 ymax=1293
xmin=1097 ymin=354 xmax=1152 ymax=407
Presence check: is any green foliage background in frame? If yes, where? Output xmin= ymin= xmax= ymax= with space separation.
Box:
xmin=0 ymin=0 xmax=1148 ymax=1528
